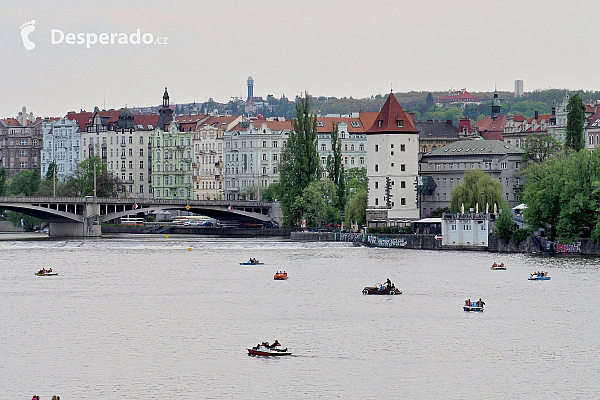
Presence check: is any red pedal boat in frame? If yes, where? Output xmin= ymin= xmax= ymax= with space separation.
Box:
xmin=274 ymin=271 xmax=288 ymax=280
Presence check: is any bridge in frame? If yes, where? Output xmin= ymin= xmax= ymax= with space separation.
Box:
xmin=0 ymin=196 xmax=281 ymax=237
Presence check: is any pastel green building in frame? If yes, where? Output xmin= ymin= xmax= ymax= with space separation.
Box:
xmin=151 ymin=121 xmax=194 ymax=199
xmin=151 ymin=88 xmax=194 ymax=199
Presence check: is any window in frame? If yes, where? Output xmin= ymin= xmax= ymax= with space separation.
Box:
xmin=140 ymin=185 xmax=144 ymax=193
xmin=262 ymin=140 xmax=267 ymax=147
xmin=443 ymin=178 xmax=447 ymax=187
xmin=375 ymin=145 xmax=379 ymax=152
xmin=375 ymin=164 xmax=379 ymax=172
xmin=401 ymin=181 xmax=406 ymax=188
xmin=375 ymin=181 xmax=379 ymax=189
xmin=401 ymin=198 xmax=406 ymax=205
xmin=501 ymin=162 xmax=507 ymax=169
xmin=450 ymin=178 xmax=453 ymax=187
xmin=321 ymin=143 xmax=326 ymax=151
xmin=360 ymin=157 xmax=364 ymax=165
xmin=401 ymin=164 xmax=405 ymax=171
xmin=129 ymin=161 xmax=133 ymax=169
xmin=401 ymin=144 xmax=405 ymax=151
xmin=129 ymin=148 xmax=133 ymax=156
xmin=397 ymin=120 xmax=403 ymax=127
xmin=139 ymin=136 xmax=144 ymax=144
xmin=391 ymin=162 xmax=394 ymax=167
xmin=140 ymin=148 xmax=144 ymax=156
xmin=140 ymin=173 xmax=144 ymax=181
xmin=391 ymin=151 xmax=394 ymax=156
xmin=375 ymin=198 xmax=379 ymax=205
xmin=20 ymin=150 xmax=27 ymax=157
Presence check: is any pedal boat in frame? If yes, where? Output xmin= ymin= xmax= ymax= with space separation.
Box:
xmin=247 ymin=345 xmax=292 ymax=356
xmin=528 ymin=273 xmax=551 ymax=280
xmin=274 ymin=272 xmax=288 ymax=280
xmin=35 ymin=272 xmax=58 ymax=276
xmin=240 ymin=261 xmax=264 ymax=265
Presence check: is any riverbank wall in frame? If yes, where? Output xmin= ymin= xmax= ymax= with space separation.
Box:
xmin=102 ymin=225 xmax=289 ymax=238
xmin=292 ymin=231 xmax=600 ymax=256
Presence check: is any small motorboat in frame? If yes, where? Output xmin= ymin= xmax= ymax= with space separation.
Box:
xmin=464 ymin=299 xmax=485 ymax=312
xmin=362 ymin=283 xmax=402 ymax=295
xmin=240 ymin=260 xmax=264 ymax=265
xmin=35 ymin=272 xmax=58 ymax=276
xmin=490 ymin=263 xmax=506 ymax=270
xmin=274 ymin=271 xmax=288 ymax=280
xmin=528 ymin=272 xmax=551 ymax=280
xmin=247 ymin=342 xmax=292 ymax=356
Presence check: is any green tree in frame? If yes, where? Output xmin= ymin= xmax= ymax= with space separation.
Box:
xmin=0 ymin=167 xmax=7 ymax=196
xmin=450 ymin=169 xmax=507 ymax=213
xmin=6 ymin=211 xmax=40 ymax=231
xmin=346 ymin=167 xmax=367 ymax=196
xmin=279 ymin=92 xmax=322 ymax=226
xmin=492 ymin=208 xmax=516 ymax=241
xmin=8 ymin=169 xmax=41 ymax=196
xmin=521 ymin=133 xmax=562 ymax=165
xmin=344 ymin=189 xmax=367 ymax=228
xmin=61 ymin=158 xmax=123 ymax=197
xmin=565 ymin=93 xmax=586 ymax=151
xmin=289 ymin=181 xmax=326 ymax=227
xmin=326 ymin=121 xmax=346 ymax=210
xmin=261 ymin=182 xmax=281 ymax=201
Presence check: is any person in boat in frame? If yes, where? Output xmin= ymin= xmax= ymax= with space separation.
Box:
xmin=493 ymin=262 xmax=497 ymax=267
xmin=386 ymin=278 xmax=392 ymax=288
xmin=500 ymin=263 xmax=504 ymax=267
xmin=478 ymin=298 xmax=485 ymax=307
xmin=466 ymin=299 xmax=471 ymax=306
xmin=283 ymin=271 xmax=286 ymax=275
xmin=48 ymin=268 xmax=53 ymax=273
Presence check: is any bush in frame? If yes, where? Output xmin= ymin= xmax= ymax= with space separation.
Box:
xmin=512 ymin=228 xmax=530 ymax=246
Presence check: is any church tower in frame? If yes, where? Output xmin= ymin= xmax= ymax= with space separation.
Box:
xmin=491 ymin=89 xmax=501 ymax=121
xmin=157 ymin=87 xmax=173 ymax=130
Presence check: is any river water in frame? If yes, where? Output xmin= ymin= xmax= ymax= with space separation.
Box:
xmin=1 ymin=234 xmax=599 ymax=399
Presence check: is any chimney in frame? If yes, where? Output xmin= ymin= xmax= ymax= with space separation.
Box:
xmin=534 ymin=110 xmax=539 ymax=120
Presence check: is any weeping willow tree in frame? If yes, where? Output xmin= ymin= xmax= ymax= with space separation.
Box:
xmin=450 ymin=169 xmax=507 ymax=213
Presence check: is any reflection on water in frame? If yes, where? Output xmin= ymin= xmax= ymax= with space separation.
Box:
xmin=1 ymin=235 xmax=599 ymax=399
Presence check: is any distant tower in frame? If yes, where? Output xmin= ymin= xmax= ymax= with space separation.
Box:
xmin=514 ymin=80 xmax=524 ymax=98
xmin=491 ymin=89 xmax=501 ymax=121
xmin=157 ymin=87 xmax=173 ymax=130
xmin=247 ymin=76 xmax=254 ymax=100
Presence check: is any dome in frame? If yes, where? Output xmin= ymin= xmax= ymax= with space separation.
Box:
xmin=256 ymin=113 xmax=264 ymax=120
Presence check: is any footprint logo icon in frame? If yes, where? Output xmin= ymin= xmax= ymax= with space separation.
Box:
xmin=20 ymin=20 xmax=36 ymax=50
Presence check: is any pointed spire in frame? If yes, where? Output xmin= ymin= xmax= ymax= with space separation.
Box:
xmin=366 ymin=92 xmax=418 ymax=134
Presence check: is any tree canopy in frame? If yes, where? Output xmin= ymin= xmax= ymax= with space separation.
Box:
xmin=279 ymin=92 xmax=322 ymax=226
xmin=565 ymin=93 xmax=586 ymax=152
xmin=449 ymin=169 xmax=507 ymax=213
xmin=521 ymin=148 xmax=600 ymax=242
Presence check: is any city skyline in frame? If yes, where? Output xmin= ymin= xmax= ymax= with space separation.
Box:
xmin=2 ymin=0 xmax=599 ymax=117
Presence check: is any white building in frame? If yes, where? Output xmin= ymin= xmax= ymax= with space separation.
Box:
xmin=441 ymin=212 xmax=495 ymax=247
xmin=193 ymin=115 xmax=241 ymax=200
xmin=366 ymin=92 xmax=420 ymax=227
xmin=41 ymin=117 xmax=81 ymax=182
xmin=66 ymin=107 xmax=158 ymax=198
xmin=224 ymin=117 xmax=292 ymax=200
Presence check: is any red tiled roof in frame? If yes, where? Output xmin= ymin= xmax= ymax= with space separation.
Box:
xmin=359 ymin=112 xmax=378 ymax=131
xmin=199 ymin=116 xmax=240 ymax=130
xmin=586 ymin=104 xmax=595 ymax=113
xmin=133 ymin=114 xmax=159 ymax=130
xmin=475 ymin=115 xmax=507 ymax=135
xmin=365 ymin=93 xmax=418 ymax=134
xmin=65 ymin=111 xmax=93 ymax=131
xmin=436 ymin=89 xmax=479 ymax=103
xmin=232 ymin=120 xmax=292 ymax=132
xmin=526 ymin=114 xmax=552 ymax=124
xmin=3 ymin=117 xmax=20 ymax=126
xmin=315 ymin=117 xmax=365 ymax=133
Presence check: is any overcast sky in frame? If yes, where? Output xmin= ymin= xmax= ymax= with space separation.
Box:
xmin=2 ymin=0 xmax=598 ymax=117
